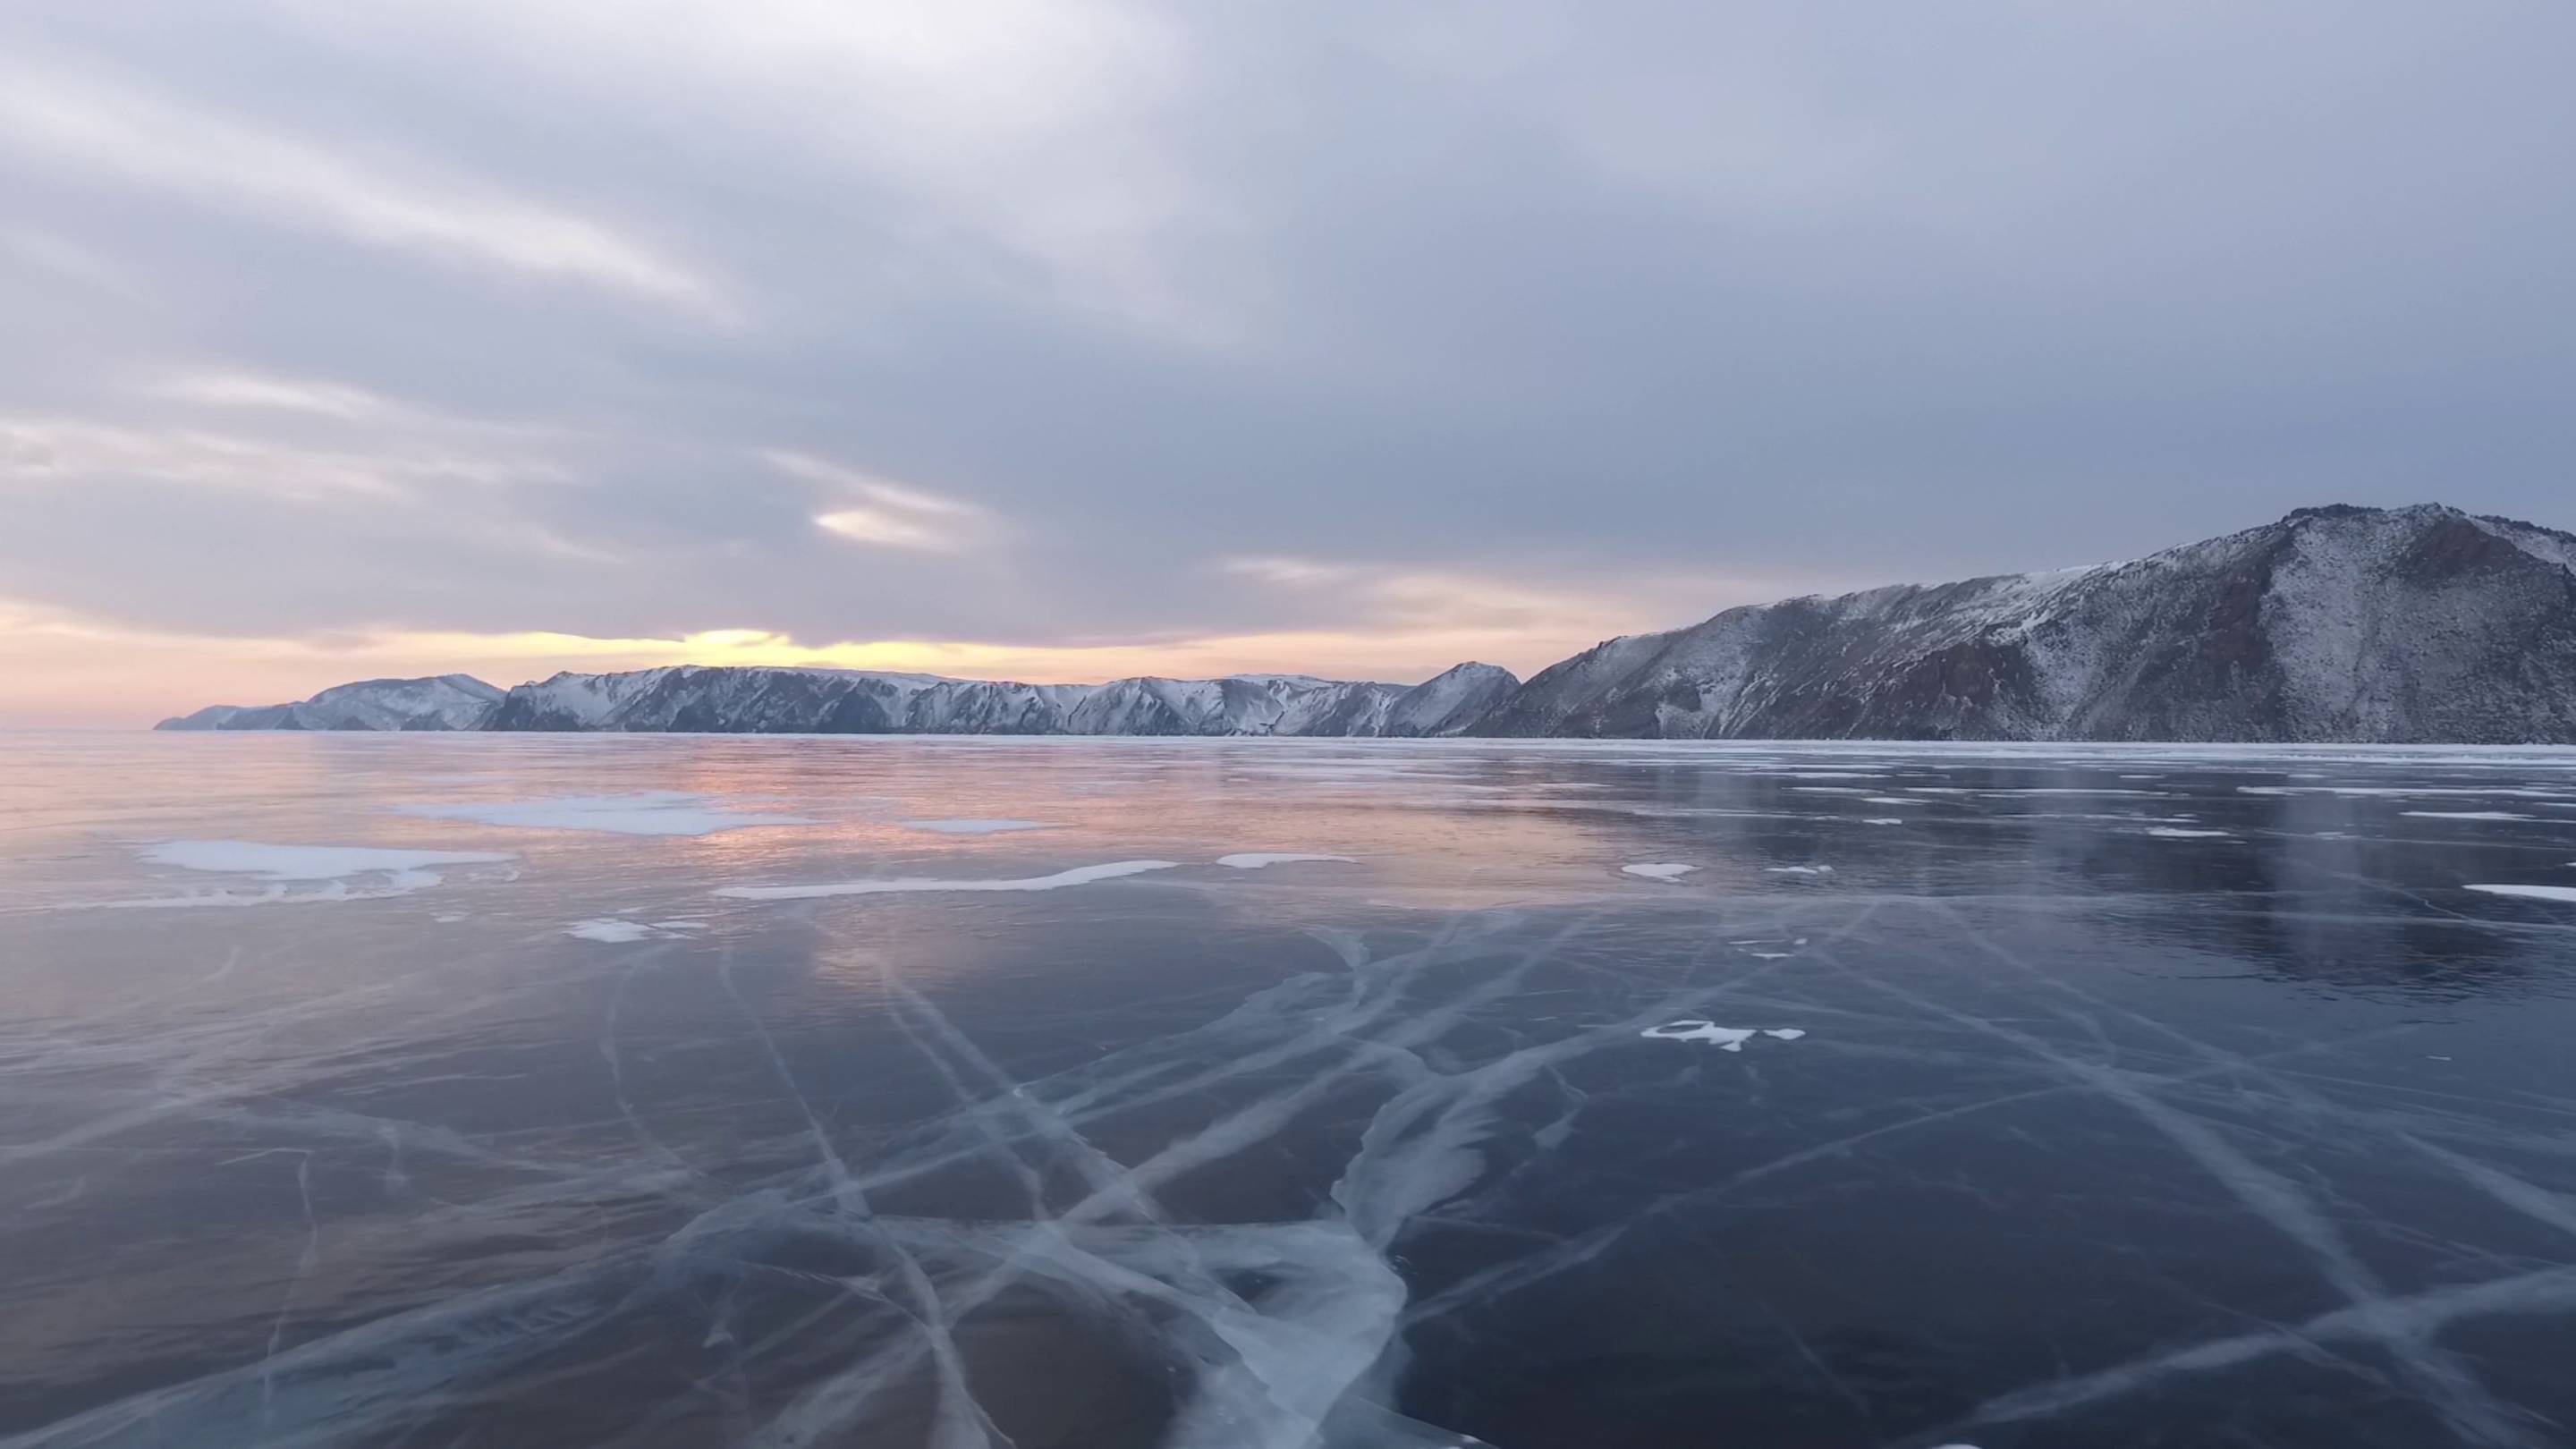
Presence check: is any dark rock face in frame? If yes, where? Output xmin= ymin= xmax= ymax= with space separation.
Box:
xmin=155 ymin=505 xmax=2576 ymax=743
xmin=1475 ymin=504 xmax=2576 ymax=742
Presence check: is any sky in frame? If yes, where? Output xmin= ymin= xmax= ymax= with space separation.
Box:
xmin=4 ymin=2 xmax=2573 ymax=726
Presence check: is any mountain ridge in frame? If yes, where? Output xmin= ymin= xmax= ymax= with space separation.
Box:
xmin=1474 ymin=502 xmax=2576 ymax=741
xmin=156 ymin=504 xmax=2576 ymax=741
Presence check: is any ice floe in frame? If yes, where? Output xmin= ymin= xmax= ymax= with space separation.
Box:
xmin=1765 ymin=864 xmax=1835 ymax=875
xmin=2145 ymin=827 xmax=2233 ymax=838
xmin=716 ymin=860 xmax=1180 ymax=900
xmin=397 ymin=792 xmax=811 ymax=836
xmin=1216 ymin=853 xmax=1358 ymax=869
xmin=1862 ymin=818 xmax=1903 ymax=826
xmin=1621 ymin=862 xmax=1696 ymax=881
xmin=1640 ymin=1021 xmax=1806 ymax=1051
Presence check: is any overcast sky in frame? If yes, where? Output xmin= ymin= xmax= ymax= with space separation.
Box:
xmin=5 ymin=2 xmax=2572 ymax=724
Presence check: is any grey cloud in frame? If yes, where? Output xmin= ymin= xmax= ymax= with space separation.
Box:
xmin=2 ymin=0 xmax=2572 ymax=679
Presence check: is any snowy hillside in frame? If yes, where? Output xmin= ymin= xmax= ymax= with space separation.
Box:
xmin=157 ymin=675 xmax=504 ymax=732
xmin=152 ymin=505 xmax=2576 ymax=743
xmin=473 ymin=665 xmax=1516 ymax=736
xmin=1475 ymin=504 xmax=2576 ymax=741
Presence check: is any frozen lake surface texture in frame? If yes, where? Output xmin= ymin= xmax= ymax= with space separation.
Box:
xmin=5 ymin=733 xmax=2576 ymax=1449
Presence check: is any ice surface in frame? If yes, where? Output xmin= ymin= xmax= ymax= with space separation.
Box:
xmin=1216 ymin=853 xmax=1359 ymax=869
xmin=10 ymin=734 xmax=2576 ymax=1449
xmin=1621 ymin=862 xmax=1697 ymax=881
xmin=715 ymin=860 xmax=1181 ymax=899
xmin=901 ymin=818 xmax=1056 ymax=835
xmin=398 ymin=792 xmax=812 ymax=835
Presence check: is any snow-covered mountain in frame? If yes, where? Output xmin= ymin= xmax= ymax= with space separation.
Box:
xmin=1381 ymin=661 xmax=1520 ymax=736
xmin=150 ymin=505 xmax=2576 ymax=742
xmin=1475 ymin=504 xmax=2576 ymax=741
xmin=157 ymin=674 xmax=504 ymax=732
xmin=475 ymin=665 xmax=1520 ymax=736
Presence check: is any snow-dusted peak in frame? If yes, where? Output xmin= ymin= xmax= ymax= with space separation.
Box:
xmin=156 ymin=674 xmax=503 ymax=732
xmin=153 ymin=504 xmax=2576 ymax=743
xmin=1477 ymin=503 xmax=2576 ymax=741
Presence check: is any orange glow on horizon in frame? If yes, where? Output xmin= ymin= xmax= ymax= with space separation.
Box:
xmin=0 ymin=601 xmax=1664 ymax=729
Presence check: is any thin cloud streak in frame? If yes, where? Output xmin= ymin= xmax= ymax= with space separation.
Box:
xmin=766 ymin=449 xmax=991 ymax=553
xmin=0 ymin=223 xmax=141 ymax=298
xmin=0 ymin=415 xmax=569 ymax=499
xmin=0 ymin=55 xmax=733 ymax=319
xmin=148 ymin=370 xmax=403 ymax=422
xmin=280 ymin=0 xmax=1228 ymax=341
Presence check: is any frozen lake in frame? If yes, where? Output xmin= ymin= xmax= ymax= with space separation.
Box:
xmin=5 ymin=733 xmax=2576 ymax=1448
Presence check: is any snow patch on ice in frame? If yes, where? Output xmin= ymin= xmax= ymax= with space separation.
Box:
xmin=1640 ymin=1021 xmax=1806 ymax=1051
xmin=566 ymin=918 xmax=657 ymax=943
xmin=716 ymin=860 xmax=1180 ymax=900
xmin=2241 ymin=785 xmax=2576 ymax=800
xmin=1621 ymin=862 xmax=1696 ymax=881
xmin=138 ymin=841 xmax=513 ymax=879
xmin=2466 ymin=884 xmax=2576 ymax=903
xmin=1862 ymin=818 xmax=1903 ymax=826
xmin=1216 ymin=853 xmax=1358 ymax=870
xmin=2145 ymin=827 xmax=2233 ymax=839
xmin=87 ymin=840 xmax=517 ymax=910
xmin=2402 ymin=810 xmax=2531 ymax=821
xmin=1765 ymin=864 xmax=1835 ymax=875
xmin=398 ymin=792 xmax=811 ymax=836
